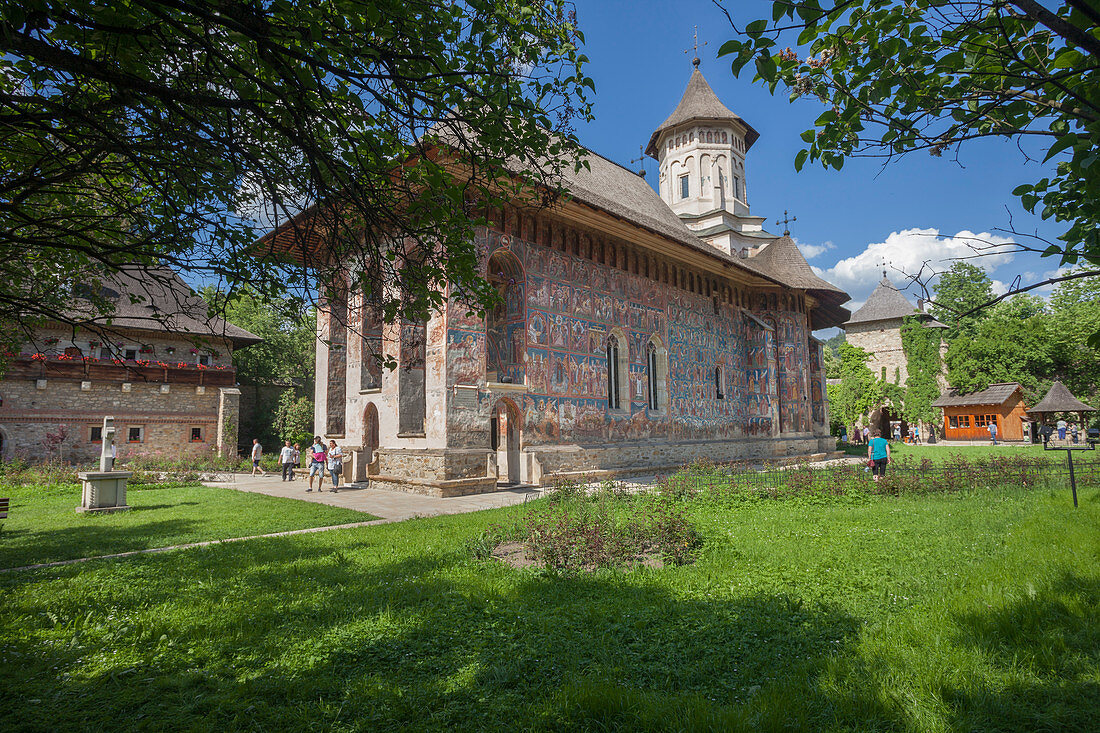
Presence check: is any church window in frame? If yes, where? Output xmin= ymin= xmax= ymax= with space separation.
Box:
xmin=689 ymin=131 xmax=694 ymax=142
xmin=647 ymin=344 xmax=659 ymax=410
xmin=707 ymin=131 xmax=713 ymax=143
xmin=722 ymin=131 xmax=728 ymax=143
xmin=606 ymin=336 xmax=623 ymax=410
xmin=716 ymin=367 xmax=724 ymax=399
xmin=679 ymin=174 xmax=689 ymax=200
xmin=733 ymin=175 xmax=741 ymax=200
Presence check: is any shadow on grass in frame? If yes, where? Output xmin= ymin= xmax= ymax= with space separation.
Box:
xmin=940 ymin=571 xmax=1100 ymax=732
xmin=0 ymin=518 xmax=199 ymax=571
xmin=2 ymin=542 xmax=1098 ymax=731
xmin=0 ymin=538 xmax=885 ymax=731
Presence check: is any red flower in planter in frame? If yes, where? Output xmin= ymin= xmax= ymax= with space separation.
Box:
xmin=156 ymin=361 xmax=169 ymax=368
xmin=176 ymin=361 xmax=189 ymax=369
xmin=31 ymin=353 xmax=46 ymax=362
xmin=134 ymin=359 xmax=150 ymax=367
xmin=112 ymin=358 xmax=125 ymax=365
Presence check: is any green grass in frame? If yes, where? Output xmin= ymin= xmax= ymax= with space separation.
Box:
xmin=1 ymin=483 xmax=1097 ymax=731
xmin=0 ymin=481 xmax=375 ymax=569
xmin=840 ymin=441 xmax=1050 ymax=463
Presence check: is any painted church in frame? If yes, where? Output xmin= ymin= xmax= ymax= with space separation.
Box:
xmin=268 ymin=64 xmax=852 ymax=495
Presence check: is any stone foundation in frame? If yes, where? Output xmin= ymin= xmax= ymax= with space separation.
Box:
xmin=363 ymin=435 xmax=836 ymax=495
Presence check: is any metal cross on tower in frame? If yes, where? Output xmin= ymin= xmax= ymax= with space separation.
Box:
xmin=684 ymin=26 xmax=707 ymax=67
xmin=629 ymin=145 xmax=647 ymax=178
xmin=776 ymin=210 xmax=797 ymax=236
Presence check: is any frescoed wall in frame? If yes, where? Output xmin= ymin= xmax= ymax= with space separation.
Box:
xmin=443 ymin=226 xmax=817 ymax=447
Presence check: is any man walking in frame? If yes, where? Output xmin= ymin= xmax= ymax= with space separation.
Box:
xmin=988 ymin=420 xmax=998 ymax=446
xmin=280 ymin=440 xmax=295 ymax=481
xmin=251 ymin=438 xmax=267 ymax=477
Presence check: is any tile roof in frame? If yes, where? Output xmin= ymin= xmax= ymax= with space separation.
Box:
xmin=932 ymin=382 xmax=1023 ymax=408
xmin=1029 ymin=380 xmax=1096 ymax=414
xmin=645 ymin=69 xmax=760 ymax=156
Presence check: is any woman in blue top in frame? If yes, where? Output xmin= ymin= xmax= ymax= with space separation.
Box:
xmin=867 ymin=429 xmax=891 ymax=482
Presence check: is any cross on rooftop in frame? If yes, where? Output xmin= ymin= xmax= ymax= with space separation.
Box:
xmin=684 ymin=25 xmax=706 ymax=67
xmin=628 ymin=145 xmax=647 ymax=178
xmin=776 ymin=210 xmax=796 ymax=236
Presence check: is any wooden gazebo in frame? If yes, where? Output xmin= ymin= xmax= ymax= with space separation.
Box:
xmin=1028 ymin=381 xmax=1096 ymax=441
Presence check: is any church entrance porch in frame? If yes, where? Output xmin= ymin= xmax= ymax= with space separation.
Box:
xmin=491 ymin=398 xmax=521 ymax=486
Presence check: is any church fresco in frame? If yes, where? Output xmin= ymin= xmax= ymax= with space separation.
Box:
xmin=443 ymin=227 xmax=818 ymax=446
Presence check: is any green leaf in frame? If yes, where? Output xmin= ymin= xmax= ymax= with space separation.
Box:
xmin=794 ymin=149 xmax=809 ymax=171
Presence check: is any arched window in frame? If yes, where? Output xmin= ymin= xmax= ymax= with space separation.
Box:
xmin=606 ymin=335 xmax=622 ymax=410
xmin=647 ymin=343 xmax=659 ymax=410
xmin=715 ymin=367 xmax=724 ymax=400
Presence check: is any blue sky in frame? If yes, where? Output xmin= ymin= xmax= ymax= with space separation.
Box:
xmin=570 ymin=0 xmax=1067 ymax=319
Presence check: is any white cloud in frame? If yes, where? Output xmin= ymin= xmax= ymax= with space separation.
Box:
xmin=795 ymin=238 xmax=835 ymax=260
xmin=817 ymin=228 xmax=1017 ymax=306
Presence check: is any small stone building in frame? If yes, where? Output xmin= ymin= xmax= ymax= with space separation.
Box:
xmin=932 ymin=382 xmax=1029 ymax=442
xmin=263 ymin=65 xmax=852 ymax=495
xmin=0 ymin=268 xmax=260 ymax=462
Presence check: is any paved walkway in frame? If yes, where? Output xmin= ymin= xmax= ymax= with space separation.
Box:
xmin=207 ymin=474 xmax=548 ymax=521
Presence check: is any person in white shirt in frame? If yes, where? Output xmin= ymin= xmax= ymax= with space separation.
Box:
xmin=279 ymin=441 xmax=296 ymax=481
xmin=327 ymin=440 xmax=343 ymax=492
xmin=251 ymin=439 xmax=267 ymax=477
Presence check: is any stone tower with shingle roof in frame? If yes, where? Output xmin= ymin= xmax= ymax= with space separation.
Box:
xmin=647 ymin=64 xmax=778 ymax=257
xmin=844 ymin=276 xmax=947 ymax=386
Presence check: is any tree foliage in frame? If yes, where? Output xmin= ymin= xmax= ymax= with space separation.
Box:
xmin=718 ymin=1 xmax=1100 ymax=296
xmin=0 ymin=0 xmax=593 ymax=337
xmin=930 ymin=261 xmax=995 ymax=338
xmin=829 ymin=342 xmax=883 ymax=427
xmin=900 ymin=315 xmax=942 ymax=424
xmin=275 ymin=391 xmax=315 ymax=447
xmin=201 ymin=286 xmax=315 ymax=387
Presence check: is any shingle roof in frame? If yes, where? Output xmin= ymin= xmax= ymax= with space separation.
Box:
xmin=932 ymin=382 xmax=1023 ymax=408
xmin=846 ymin=277 xmax=922 ymax=325
xmin=645 ymin=68 xmax=760 ymax=156
xmin=752 ymin=236 xmax=846 ymax=296
xmin=68 ymin=266 xmax=262 ymax=347
xmin=1029 ymin=380 xmax=1096 ymax=414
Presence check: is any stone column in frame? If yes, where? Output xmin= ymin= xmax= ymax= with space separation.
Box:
xmin=217 ymin=387 xmax=242 ymax=458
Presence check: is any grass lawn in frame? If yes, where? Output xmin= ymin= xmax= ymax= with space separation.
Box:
xmin=840 ymin=441 xmax=1051 ymax=463
xmin=0 ymin=481 xmax=375 ymax=569
xmin=2 ymin=484 xmax=1098 ymax=731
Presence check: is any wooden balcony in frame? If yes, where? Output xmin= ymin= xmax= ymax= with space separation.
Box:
xmin=5 ymin=356 xmax=237 ymax=387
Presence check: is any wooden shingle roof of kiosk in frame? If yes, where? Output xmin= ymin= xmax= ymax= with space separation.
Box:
xmin=1029 ymin=380 xmax=1096 ymax=415
xmin=846 ymin=277 xmax=923 ymax=325
xmin=645 ymin=68 xmax=760 ymax=156
xmin=931 ymin=382 xmax=1024 ymax=408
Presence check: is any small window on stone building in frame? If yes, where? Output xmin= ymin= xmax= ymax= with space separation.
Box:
xmin=190 ymin=427 xmax=203 ymax=442
xmin=98 ymin=346 xmax=112 ymax=360
xmin=90 ymin=426 xmax=102 ymax=442
xmin=647 ymin=343 xmax=658 ymax=411
xmin=124 ymin=348 xmax=138 ymax=361
xmin=733 ymin=175 xmax=741 ymax=200
xmin=680 ymin=175 xmax=689 ymax=200
xmin=128 ymin=426 xmax=144 ymax=443
xmin=198 ymin=354 xmax=211 ymax=366
xmin=716 ymin=367 xmax=724 ymax=399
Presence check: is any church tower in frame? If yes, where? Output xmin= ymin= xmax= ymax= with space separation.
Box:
xmin=646 ymin=61 xmax=778 ymax=256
